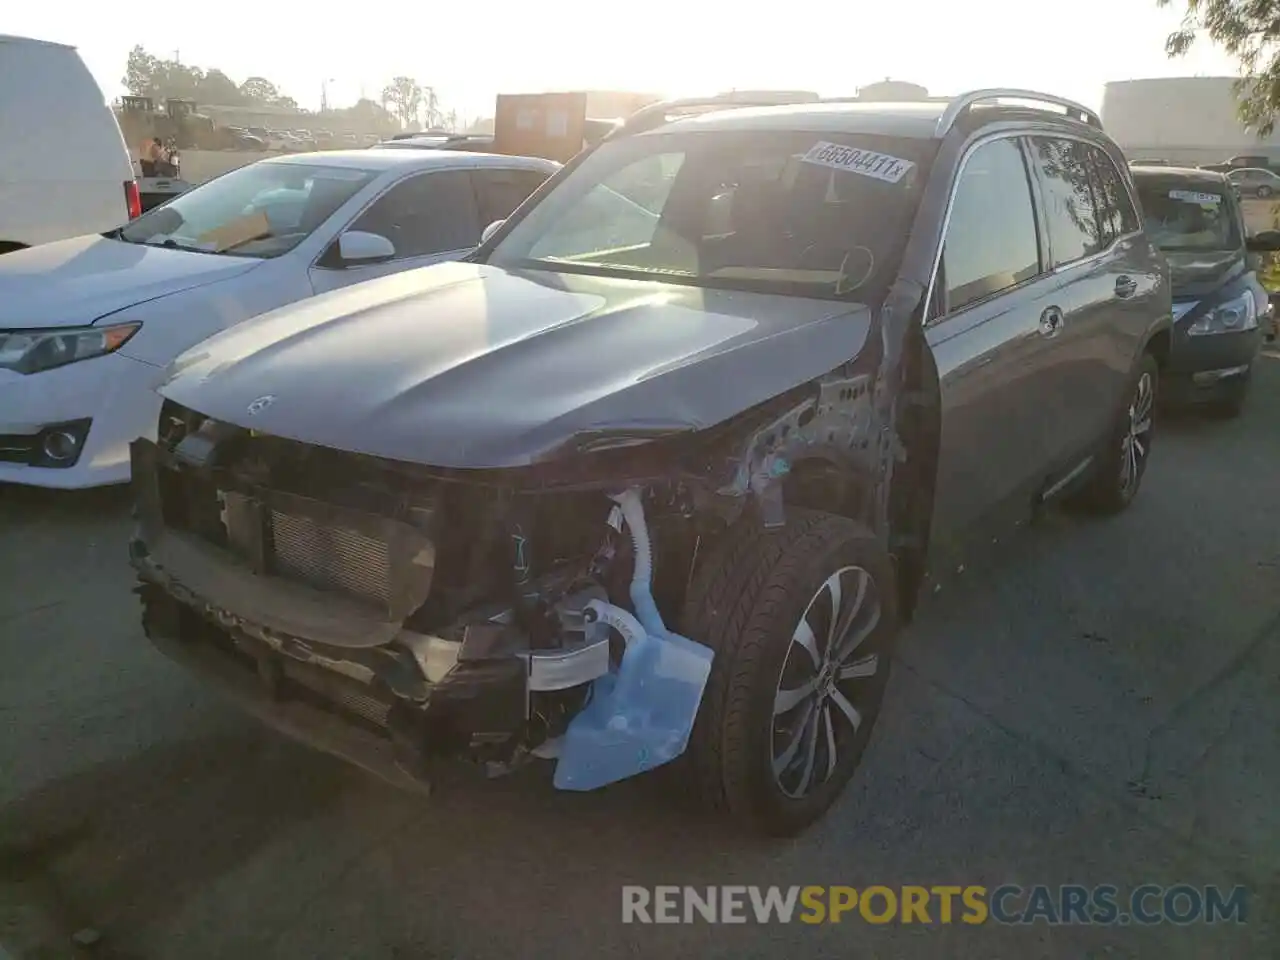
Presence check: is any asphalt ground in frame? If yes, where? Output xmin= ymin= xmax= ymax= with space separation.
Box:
xmin=1 ymin=353 xmax=1278 ymax=958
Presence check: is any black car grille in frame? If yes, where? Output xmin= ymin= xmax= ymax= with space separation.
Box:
xmin=0 ymin=433 xmax=38 ymax=464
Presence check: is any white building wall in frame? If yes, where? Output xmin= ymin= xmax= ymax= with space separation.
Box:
xmin=1101 ymin=77 xmax=1280 ymax=165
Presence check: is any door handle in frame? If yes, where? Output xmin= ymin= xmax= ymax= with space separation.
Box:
xmin=1115 ymin=275 xmax=1138 ymax=299
xmin=1039 ymin=306 xmax=1064 ymax=337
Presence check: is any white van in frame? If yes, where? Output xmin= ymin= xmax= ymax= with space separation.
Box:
xmin=0 ymin=35 xmax=139 ymax=253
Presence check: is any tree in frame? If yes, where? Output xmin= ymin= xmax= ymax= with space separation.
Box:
xmin=344 ymin=97 xmax=397 ymax=129
xmin=382 ymin=76 xmax=423 ymax=128
xmin=122 ymin=45 xmax=160 ymax=97
xmin=199 ymin=68 xmax=242 ymax=105
xmin=421 ymin=85 xmax=443 ymax=129
xmin=239 ymin=76 xmax=280 ymax=103
xmin=1161 ymin=0 xmax=1280 ymax=134
xmin=120 ymin=45 xmax=295 ymax=108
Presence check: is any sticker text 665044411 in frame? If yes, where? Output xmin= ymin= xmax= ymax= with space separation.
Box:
xmin=801 ymin=142 xmax=915 ymax=184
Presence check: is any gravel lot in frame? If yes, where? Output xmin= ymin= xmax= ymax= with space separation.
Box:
xmin=1 ymin=354 xmax=1278 ymax=958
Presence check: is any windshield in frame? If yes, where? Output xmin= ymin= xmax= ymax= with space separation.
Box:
xmin=1135 ymin=179 xmax=1242 ymax=253
xmin=485 ymin=128 xmax=933 ymax=301
xmin=116 ymin=161 xmax=379 ymax=258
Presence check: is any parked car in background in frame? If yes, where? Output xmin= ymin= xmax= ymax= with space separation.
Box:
xmin=1228 ymin=154 xmax=1274 ymax=170
xmin=1225 ymin=167 xmax=1280 ymax=198
xmin=1133 ymin=166 xmax=1280 ymax=415
xmin=0 ymin=149 xmax=557 ymax=488
xmin=340 ymin=133 xmax=359 ymax=147
xmin=0 ymin=34 xmax=139 ymax=252
xmin=372 ymin=133 xmax=497 ymax=152
xmin=131 ymin=89 xmax=1173 ymax=837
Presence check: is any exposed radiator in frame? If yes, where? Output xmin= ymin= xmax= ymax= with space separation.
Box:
xmin=269 ymin=508 xmax=392 ymax=605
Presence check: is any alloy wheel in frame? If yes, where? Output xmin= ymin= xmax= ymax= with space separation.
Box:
xmin=1119 ymin=370 xmax=1154 ymax=498
xmin=771 ymin=565 xmax=883 ymax=799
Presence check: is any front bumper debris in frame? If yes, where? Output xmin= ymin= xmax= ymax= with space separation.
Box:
xmin=128 ymin=436 xmax=632 ymax=789
xmin=139 ymin=585 xmax=432 ymax=794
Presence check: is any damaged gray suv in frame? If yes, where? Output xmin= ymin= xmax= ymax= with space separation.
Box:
xmin=130 ymin=89 xmax=1172 ymax=836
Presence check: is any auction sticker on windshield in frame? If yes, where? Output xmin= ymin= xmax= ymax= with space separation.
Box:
xmin=801 ymin=142 xmax=914 ymax=184
xmin=1169 ymin=189 xmax=1222 ymax=205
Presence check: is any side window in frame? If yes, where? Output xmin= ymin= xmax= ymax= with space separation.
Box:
xmin=940 ymin=137 xmax=1041 ymax=314
xmin=348 ymin=170 xmax=480 ymax=259
xmin=1029 ymin=136 xmax=1105 ymax=266
xmin=1087 ymin=146 xmax=1140 ymax=244
xmin=472 ymin=168 xmax=550 ymax=226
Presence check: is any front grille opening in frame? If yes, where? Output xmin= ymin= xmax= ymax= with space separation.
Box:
xmin=159 ymin=468 xmax=227 ymax=547
xmin=268 ymin=509 xmax=392 ymax=605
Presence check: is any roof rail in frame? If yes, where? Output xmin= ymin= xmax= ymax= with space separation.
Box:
xmin=609 ymin=90 xmax=821 ymax=138
xmin=936 ymin=88 xmax=1102 ymax=137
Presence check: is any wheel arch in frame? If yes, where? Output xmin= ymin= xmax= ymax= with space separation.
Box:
xmin=780 ymin=330 xmax=942 ymax=624
xmin=1144 ymin=326 xmax=1171 ymax=370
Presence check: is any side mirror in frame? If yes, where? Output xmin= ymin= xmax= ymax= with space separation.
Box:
xmin=337 ymin=230 xmax=396 ymax=265
xmin=1246 ymin=229 xmax=1280 ymax=253
xmin=481 ymin=219 xmax=506 ymax=245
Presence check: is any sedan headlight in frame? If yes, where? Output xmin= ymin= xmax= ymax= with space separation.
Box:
xmin=0 ymin=322 xmax=141 ymax=375
xmin=1186 ymin=291 xmax=1257 ymax=337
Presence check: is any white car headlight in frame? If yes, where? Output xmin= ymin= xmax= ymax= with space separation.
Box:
xmin=1187 ymin=291 xmax=1257 ymax=337
xmin=0 ymin=322 xmax=141 ymax=375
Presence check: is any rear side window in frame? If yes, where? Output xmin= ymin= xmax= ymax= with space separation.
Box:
xmin=471 ymin=168 xmax=550 ymax=226
xmin=350 ymin=170 xmax=480 ymax=258
xmin=1029 ymin=136 xmax=1106 ymax=267
xmin=1087 ymin=147 xmax=1140 ymax=243
xmin=941 ymin=137 xmax=1042 ymax=314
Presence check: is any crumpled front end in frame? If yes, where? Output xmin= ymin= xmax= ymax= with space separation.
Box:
xmin=129 ymin=400 xmax=727 ymax=793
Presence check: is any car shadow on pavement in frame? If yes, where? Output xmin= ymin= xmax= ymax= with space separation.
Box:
xmin=0 ymin=727 xmax=359 ymax=958
xmin=0 ymin=707 xmax=764 ymax=957
xmin=0 ymin=483 xmax=133 ymax=525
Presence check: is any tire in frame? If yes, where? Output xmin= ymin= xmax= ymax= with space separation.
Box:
xmin=679 ymin=508 xmax=899 ymax=836
xmin=1258 ymin=185 xmax=1273 ymax=199
xmin=1072 ymin=352 xmax=1158 ymax=514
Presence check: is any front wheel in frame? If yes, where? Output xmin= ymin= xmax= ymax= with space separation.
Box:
xmin=1071 ymin=352 xmax=1158 ymax=514
xmin=1258 ymin=185 xmax=1274 ymax=199
xmin=680 ymin=509 xmax=899 ymax=836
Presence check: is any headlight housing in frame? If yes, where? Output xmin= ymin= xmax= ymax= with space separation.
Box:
xmin=0 ymin=322 xmax=141 ymax=375
xmin=1187 ymin=291 xmax=1257 ymax=337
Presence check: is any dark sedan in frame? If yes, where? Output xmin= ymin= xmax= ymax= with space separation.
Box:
xmin=1133 ymin=166 xmax=1280 ymax=415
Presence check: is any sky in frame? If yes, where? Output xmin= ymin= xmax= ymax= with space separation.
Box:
xmin=4 ymin=0 xmax=1243 ymax=123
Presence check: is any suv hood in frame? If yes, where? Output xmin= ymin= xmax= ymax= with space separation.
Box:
xmin=0 ymin=234 xmax=262 ymax=329
xmin=1164 ymin=249 xmax=1246 ymax=299
xmin=159 ymin=261 xmax=873 ymax=469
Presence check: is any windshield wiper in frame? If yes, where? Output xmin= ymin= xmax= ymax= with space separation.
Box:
xmin=215 ymin=230 xmax=274 ymax=254
xmin=142 ymin=237 xmax=209 ymax=253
